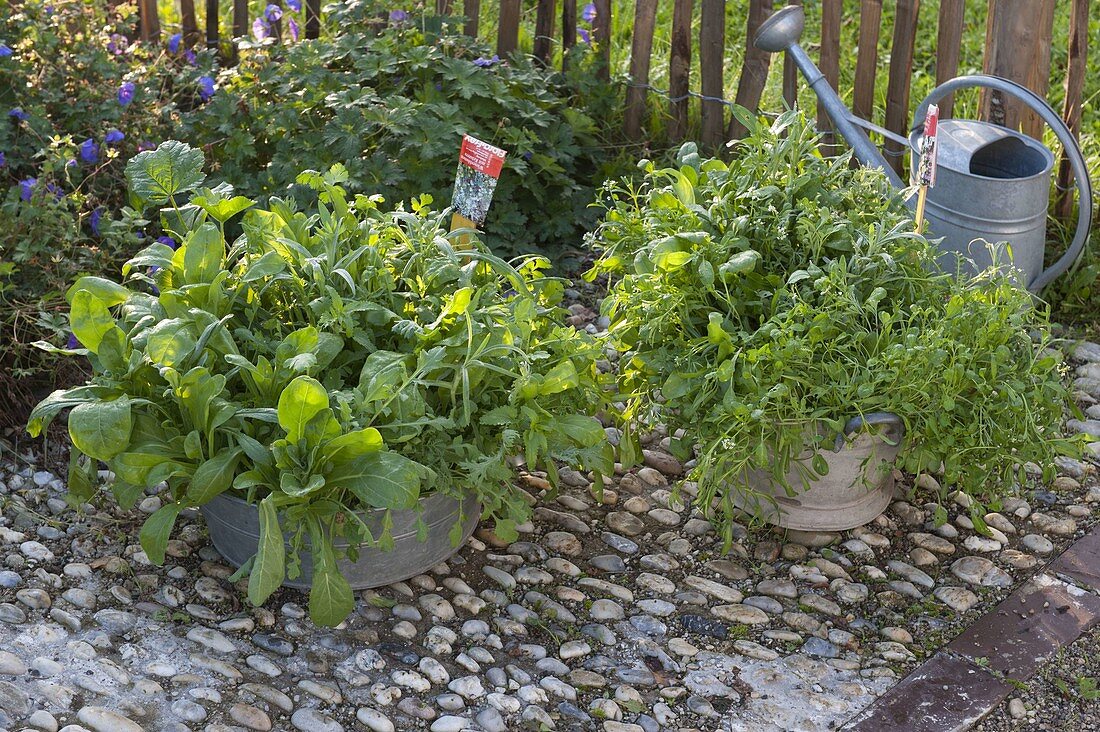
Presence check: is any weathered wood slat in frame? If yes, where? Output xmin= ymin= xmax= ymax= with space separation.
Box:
xmin=232 ymin=0 xmax=248 ymax=41
xmin=497 ymin=0 xmax=522 ymax=57
xmin=782 ymin=0 xmax=802 ymax=109
xmin=437 ymin=0 xmax=454 ymax=14
xmin=180 ymin=0 xmax=200 ymax=46
xmin=1026 ymin=0 xmax=1057 ymax=139
xmin=139 ymin=0 xmax=160 ymax=41
xmin=884 ymin=0 xmax=921 ymax=174
xmin=624 ymin=0 xmax=659 ymax=140
xmin=818 ymin=0 xmax=841 ymax=155
xmin=533 ymin=0 xmax=557 ymax=65
xmin=728 ymin=0 xmax=773 ymax=140
xmin=852 ymin=0 xmax=882 ymax=124
xmin=562 ymin=0 xmax=577 ymax=62
xmin=980 ymin=0 xmax=1054 ymax=133
xmin=595 ymin=0 xmax=612 ymax=81
xmin=668 ymin=0 xmax=693 ymax=141
xmin=934 ymin=0 xmax=965 ymax=117
xmin=699 ymin=0 xmax=725 ymax=150
xmin=305 ymin=0 xmax=321 ymax=39
xmin=1057 ymin=0 xmax=1090 ymax=219
xmin=463 ymin=0 xmax=480 ymax=37
xmin=205 ymin=0 xmax=219 ymax=49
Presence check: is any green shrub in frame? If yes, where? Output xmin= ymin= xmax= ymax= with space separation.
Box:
xmin=30 ymin=142 xmax=614 ymax=625
xmin=589 ymin=111 xmax=1079 ymax=545
xmin=180 ymin=9 xmax=627 ymax=261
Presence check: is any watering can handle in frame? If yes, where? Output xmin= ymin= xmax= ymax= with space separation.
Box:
xmin=835 ymin=412 xmax=904 ymax=452
xmin=913 ymin=75 xmax=1093 ymax=292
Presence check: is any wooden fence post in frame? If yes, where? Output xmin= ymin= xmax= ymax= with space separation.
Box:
xmin=699 ymin=0 xmax=725 ymax=150
xmin=884 ymin=0 xmax=921 ymax=175
xmin=497 ymin=0 xmax=521 ymax=57
xmin=533 ymin=0 xmax=557 ymax=66
xmin=305 ymin=0 xmax=320 ymax=38
xmin=1056 ymin=0 xmax=1090 ymax=219
xmin=817 ymin=0 xmax=841 ymax=155
xmin=139 ymin=0 xmax=161 ymax=41
xmin=562 ymin=0 xmax=577 ymax=68
xmin=206 ymin=0 xmax=219 ymax=50
xmin=594 ymin=0 xmax=612 ymax=81
xmin=437 ymin=0 xmax=454 ymax=13
xmin=781 ymin=0 xmax=802 ymax=109
xmin=180 ymin=0 xmax=200 ymax=46
xmin=934 ymin=0 xmax=965 ymax=117
xmin=623 ymin=0 xmax=659 ymax=140
xmin=980 ymin=0 xmax=1056 ymax=134
xmin=668 ymin=0 xmax=693 ymax=141
xmin=852 ymin=0 xmax=882 ymax=125
xmin=728 ymin=0 xmax=773 ymax=140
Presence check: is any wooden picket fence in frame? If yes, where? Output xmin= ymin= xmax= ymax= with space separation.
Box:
xmin=137 ymin=0 xmax=1091 ymax=214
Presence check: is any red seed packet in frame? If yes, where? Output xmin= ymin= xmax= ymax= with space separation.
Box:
xmin=451 ymin=135 xmax=507 ymax=232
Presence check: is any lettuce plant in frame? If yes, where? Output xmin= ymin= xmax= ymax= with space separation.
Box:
xmin=589 ymin=111 xmax=1079 ymax=546
xmin=30 ymin=142 xmax=613 ymax=625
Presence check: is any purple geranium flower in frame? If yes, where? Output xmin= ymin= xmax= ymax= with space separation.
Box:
xmin=138 ymin=140 xmax=155 ymax=152
xmin=79 ymin=138 xmax=99 ymax=163
xmin=0 ymin=151 xmax=5 ymax=167
xmin=67 ymin=333 xmax=79 ymax=349
xmin=184 ymin=49 xmax=197 ymax=65
xmin=9 ymin=107 xmax=28 ymax=121
xmin=107 ymin=33 xmax=127 ymax=55
xmin=581 ymin=3 xmax=597 ymax=23
xmin=89 ymin=208 xmax=102 ymax=235
xmin=198 ymin=76 xmax=215 ymax=102
xmin=287 ymin=0 xmax=301 ymax=11
xmin=473 ymin=54 xmax=500 ymax=68
xmin=156 ymin=235 xmax=177 ymax=249
xmin=167 ymin=33 xmax=182 ymax=53
xmin=104 ymin=129 xmax=125 ymax=146
xmin=66 ymin=158 xmax=77 ymax=168
xmin=118 ymin=81 xmax=135 ymax=106
xmin=19 ymin=177 xmax=36 ymax=201
xmin=389 ymin=10 xmax=408 ymax=23
xmin=46 ymin=182 xmax=63 ymax=200
xmin=264 ymin=4 xmax=282 ymax=22
xmin=288 ymin=17 xmax=299 ymax=41
xmin=252 ymin=17 xmax=270 ymax=41
xmin=579 ymin=28 xmax=591 ymax=44
xmin=0 ymin=44 xmax=12 ymax=57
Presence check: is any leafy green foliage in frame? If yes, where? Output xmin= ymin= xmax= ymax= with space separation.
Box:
xmin=179 ymin=11 xmax=626 ymax=261
xmin=30 ymin=142 xmax=613 ymax=626
xmin=590 ymin=111 xmax=1079 ymax=546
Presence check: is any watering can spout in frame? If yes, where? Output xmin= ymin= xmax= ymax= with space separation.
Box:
xmin=753 ymin=5 xmax=902 ymax=187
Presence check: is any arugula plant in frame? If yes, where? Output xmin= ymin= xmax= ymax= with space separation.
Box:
xmin=588 ymin=110 xmax=1079 ymax=547
xmin=29 ymin=142 xmax=614 ymax=626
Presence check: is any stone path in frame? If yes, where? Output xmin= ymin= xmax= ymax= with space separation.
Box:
xmin=0 ymin=339 xmax=1098 ymax=732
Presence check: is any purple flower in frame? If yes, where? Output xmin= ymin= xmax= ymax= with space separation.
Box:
xmin=198 ymin=76 xmax=215 ymax=102
xmin=19 ymin=177 xmax=36 ymax=201
xmin=288 ymin=17 xmax=299 ymax=41
xmin=473 ymin=54 xmax=500 ymax=68
xmin=0 ymin=44 xmax=12 ymax=57
xmin=156 ymin=235 xmax=177 ymax=249
xmin=184 ymin=49 xmax=197 ymax=65
xmin=167 ymin=33 xmax=182 ymax=53
xmin=264 ymin=4 xmax=282 ymax=22
xmin=523 ymin=151 xmax=532 ymax=161
xmin=66 ymin=158 xmax=77 ymax=168
xmin=579 ymin=28 xmax=591 ymax=44
xmin=9 ymin=107 xmax=28 ymax=121
xmin=0 ymin=151 xmax=5 ymax=167
xmin=389 ymin=10 xmax=408 ymax=22
xmin=46 ymin=182 xmax=63 ymax=200
xmin=104 ymin=129 xmax=125 ymax=145
xmin=89 ymin=208 xmax=102 ymax=235
xmin=581 ymin=3 xmax=597 ymax=23
xmin=67 ymin=333 xmax=79 ymax=349
xmin=287 ymin=0 xmax=301 ymax=10
xmin=252 ymin=17 xmax=269 ymax=41
xmin=118 ymin=81 xmax=135 ymax=106
xmin=138 ymin=140 xmax=155 ymax=152
xmin=79 ymin=138 xmax=99 ymax=163
xmin=107 ymin=33 xmax=127 ymax=55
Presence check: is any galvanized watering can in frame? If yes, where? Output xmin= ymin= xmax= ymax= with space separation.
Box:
xmin=754 ymin=5 xmax=1093 ymax=292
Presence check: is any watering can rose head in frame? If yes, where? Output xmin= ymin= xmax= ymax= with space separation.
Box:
xmin=28 ymin=141 xmax=615 ymax=627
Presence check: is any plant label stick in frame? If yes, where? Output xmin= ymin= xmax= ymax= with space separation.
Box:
xmin=450 ymin=135 xmax=507 ymax=245
xmin=914 ymin=104 xmax=939 ymax=233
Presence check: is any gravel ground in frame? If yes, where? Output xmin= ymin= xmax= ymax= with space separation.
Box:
xmin=0 ymin=326 xmax=1097 ymax=731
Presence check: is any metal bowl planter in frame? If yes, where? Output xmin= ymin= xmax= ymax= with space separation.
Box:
xmin=734 ymin=412 xmax=905 ymax=532
xmin=201 ymin=491 xmax=481 ymax=590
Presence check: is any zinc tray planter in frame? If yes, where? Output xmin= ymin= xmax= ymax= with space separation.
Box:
xmin=201 ymin=491 xmax=481 ymax=590
xmin=733 ymin=412 xmax=905 ymax=532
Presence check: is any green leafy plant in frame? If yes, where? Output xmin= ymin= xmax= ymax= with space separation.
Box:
xmin=29 ymin=142 xmax=613 ymax=625
xmin=588 ymin=110 xmax=1079 ymax=546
